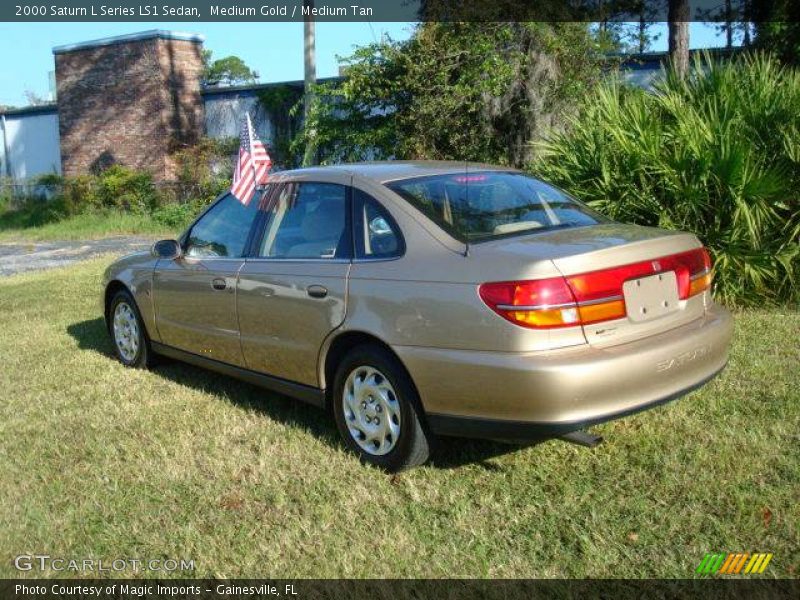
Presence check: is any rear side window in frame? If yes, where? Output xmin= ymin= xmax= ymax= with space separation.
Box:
xmin=386 ymin=172 xmax=608 ymax=243
xmin=354 ymin=189 xmax=404 ymax=259
xmin=185 ymin=193 xmax=259 ymax=258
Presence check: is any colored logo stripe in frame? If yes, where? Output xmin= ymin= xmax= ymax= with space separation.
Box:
xmin=697 ymin=553 xmax=773 ymax=575
xmin=696 ymin=553 xmax=726 ymax=574
xmin=745 ymin=553 xmax=773 ymax=574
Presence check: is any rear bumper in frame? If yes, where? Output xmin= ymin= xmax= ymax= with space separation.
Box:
xmin=425 ymin=363 xmax=726 ymax=441
xmin=393 ymin=304 xmax=733 ymax=440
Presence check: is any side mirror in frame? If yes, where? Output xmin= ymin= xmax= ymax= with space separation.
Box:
xmin=151 ymin=239 xmax=182 ymax=260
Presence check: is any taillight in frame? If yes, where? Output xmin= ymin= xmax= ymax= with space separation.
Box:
xmin=687 ymin=247 xmax=713 ymax=297
xmin=478 ymin=277 xmax=580 ymax=329
xmin=479 ymin=247 xmax=713 ymax=330
xmin=452 ymin=175 xmax=488 ymax=183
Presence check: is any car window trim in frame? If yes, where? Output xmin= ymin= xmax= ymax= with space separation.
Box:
xmin=244 ymin=257 xmax=352 ymax=264
xmin=242 ymin=184 xmax=281 ymax=258
xmin=352 ymin=187 xmax=406 ymax=261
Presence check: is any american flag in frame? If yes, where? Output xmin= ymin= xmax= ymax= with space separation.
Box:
xmin=231 ymin=113 xmax=272 ymax=205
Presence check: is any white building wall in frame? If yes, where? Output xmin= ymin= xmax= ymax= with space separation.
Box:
xmin=203 ymin=94 xmax=274 ymax=142
xmin=0 ymin=109 xmax=61 ymax=180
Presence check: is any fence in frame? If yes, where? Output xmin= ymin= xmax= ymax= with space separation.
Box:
xmin=0 ymin=180 xmax=59 ymax=210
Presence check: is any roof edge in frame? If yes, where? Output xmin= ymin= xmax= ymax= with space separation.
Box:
xmin=53 ymin=30 xmax=204 ymax=54
xmin=0 ymin=103 xmax=58 ymax=117
xmin=201 ymin=76 xmax=343 ymax=97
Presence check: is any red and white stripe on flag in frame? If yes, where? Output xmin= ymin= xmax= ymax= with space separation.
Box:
xmin=231 ymin=112 xmax=272 ymax=205
xmin=251 ymin=138 xmax=272 ymax=186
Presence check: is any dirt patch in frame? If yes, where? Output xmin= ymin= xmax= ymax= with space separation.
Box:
xmin=0 ymin=237 xmax=156 ymax=277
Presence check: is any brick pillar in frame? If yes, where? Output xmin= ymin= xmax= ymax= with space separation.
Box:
xmin=54 ymin=31 xmax=204 ymax=181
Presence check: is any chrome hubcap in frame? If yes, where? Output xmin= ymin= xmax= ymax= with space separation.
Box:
xmin=112 ymin=302 xmax=139 ymax=362
xmin=343 ymin=366 xmax=401 ymax=456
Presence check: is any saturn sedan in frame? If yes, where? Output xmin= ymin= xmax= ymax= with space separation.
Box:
xmin=102 ymin=161 xmax=733 ymax=471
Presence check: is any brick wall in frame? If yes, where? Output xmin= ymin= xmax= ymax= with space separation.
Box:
xmin=55 ymin=34 xmax=204 ymax=181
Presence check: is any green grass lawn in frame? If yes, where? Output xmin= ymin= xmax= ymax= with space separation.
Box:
xmin=0 ymin=209 xmax=175 ymax=242
xmin=0 ymin=258 xmax=797 ymax=579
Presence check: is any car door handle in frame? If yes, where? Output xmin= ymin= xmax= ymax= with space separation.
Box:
xmin=307 ymin=285 xmax=328 ymax=299
xmin=211 ymin=278 xmax=227 ymax=291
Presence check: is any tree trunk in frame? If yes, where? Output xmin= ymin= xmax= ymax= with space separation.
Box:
xmin=303 ymin=0 xmax=317 ymax=166
xmin=743 ymin=0 xmax=753 ymax=46
xmin=725 ymin=0 xmax=733 ymax=48
xmin=639 ymin=14 xmax=646 ymax=53
xmin=668 ymin=0 xmax=690 ymax=78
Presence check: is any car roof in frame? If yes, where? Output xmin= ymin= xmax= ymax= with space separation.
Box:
xmin=276 ymin=161 xmax=518 ymax=184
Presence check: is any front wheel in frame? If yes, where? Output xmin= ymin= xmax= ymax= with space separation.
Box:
xmin=109 ymin=290 xmax=153 ymax=368
xmin=333 ymin=344 xmax=433 ymax=472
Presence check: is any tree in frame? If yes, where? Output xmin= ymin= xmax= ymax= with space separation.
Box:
xmin=590 ymin=1 xmax=660 ymax=55
xmin=633 ymin=0 xmax=661 ymax=53
xmin=23 ymin=90 xmax=50 ymax=106
xmin=668 ymin=0 xmax=690 ymax=78
xmin=752 ymin=0 xmax=800 ymax=65
xmin=202 ymin=51 xmax=258 ymax=87
xmin=698 ymin=0 xmax=757 ymax=49
xmin=293 ymin=22 xmax=602 ymax=168
xmin=594 ymin=20 xmax=630 ymax=53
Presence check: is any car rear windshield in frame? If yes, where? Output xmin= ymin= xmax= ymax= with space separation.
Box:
xmin=386 ymin=171 xmax=609 ymax=242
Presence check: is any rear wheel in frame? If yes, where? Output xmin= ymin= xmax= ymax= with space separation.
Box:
xmin=109 ymin=290 xmax=153 ymax=369
xmin=333 ymin=344 xmax=432 ymax=471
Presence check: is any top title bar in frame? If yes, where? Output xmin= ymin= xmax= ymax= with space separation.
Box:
xmin=4 ymin=1 xmax=798 ymax=23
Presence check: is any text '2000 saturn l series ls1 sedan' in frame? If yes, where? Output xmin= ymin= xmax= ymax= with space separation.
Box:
xmin=103 ymin=161 xmax=733 ymax=471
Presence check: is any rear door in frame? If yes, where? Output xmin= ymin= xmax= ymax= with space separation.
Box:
xmin=237 ymin=181 xmax=351 ymax=386
xmin=153 ymin=193 xmax=259 ymax=366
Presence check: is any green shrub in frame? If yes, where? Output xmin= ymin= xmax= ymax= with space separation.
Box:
xmin=62 ymin=175 xmax=99 ymax=215
xmin=95 ymin=165 xmax=158 ymax=213
xmin=4 ymin=142 xmax=231 ymax=236
xmin=151 ymin=199 xmax=208 ymax=230
xmin=35 ymin=173 xmax=64 ymax=187
xmin=535 ymin=52 xmax=800 ymax=306
xmin=51 ymin=166 xmax=160 ymax=214
xmin=170 ymin=137 xmax=233 ymax=204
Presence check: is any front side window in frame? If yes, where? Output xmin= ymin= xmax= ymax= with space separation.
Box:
xmin=259 ymin=182 xmax=348 ymax=259
xmin=386 ymin=172 xmax=608 ymax=243
xmin=185 ymin=193 xmax=260 ymax=258
xmin=354 ymin=189 xmax=404 ymax=259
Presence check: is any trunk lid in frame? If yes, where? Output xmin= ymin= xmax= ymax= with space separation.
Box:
xmin=474 ymin=223 xmax=707 ymax=347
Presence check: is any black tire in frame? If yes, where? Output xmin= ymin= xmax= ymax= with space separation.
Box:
xmin=332 ymin=343 xmax=433 ymax=472
xmin=108 ymin=289 xmax=154 ymax=369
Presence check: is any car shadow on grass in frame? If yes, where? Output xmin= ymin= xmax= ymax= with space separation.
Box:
xmin=67 ymin=317 xmax=542 ymax=471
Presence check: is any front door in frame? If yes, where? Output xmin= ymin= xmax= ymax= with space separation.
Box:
xmin=237 ymin=182 xmax=351 ymax=386
xmin=153 ymin=193 xmax=259 ymax=366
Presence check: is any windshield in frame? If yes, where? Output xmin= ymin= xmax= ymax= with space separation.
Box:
xmin=386 ymin=172 xmax=609 ymax=242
